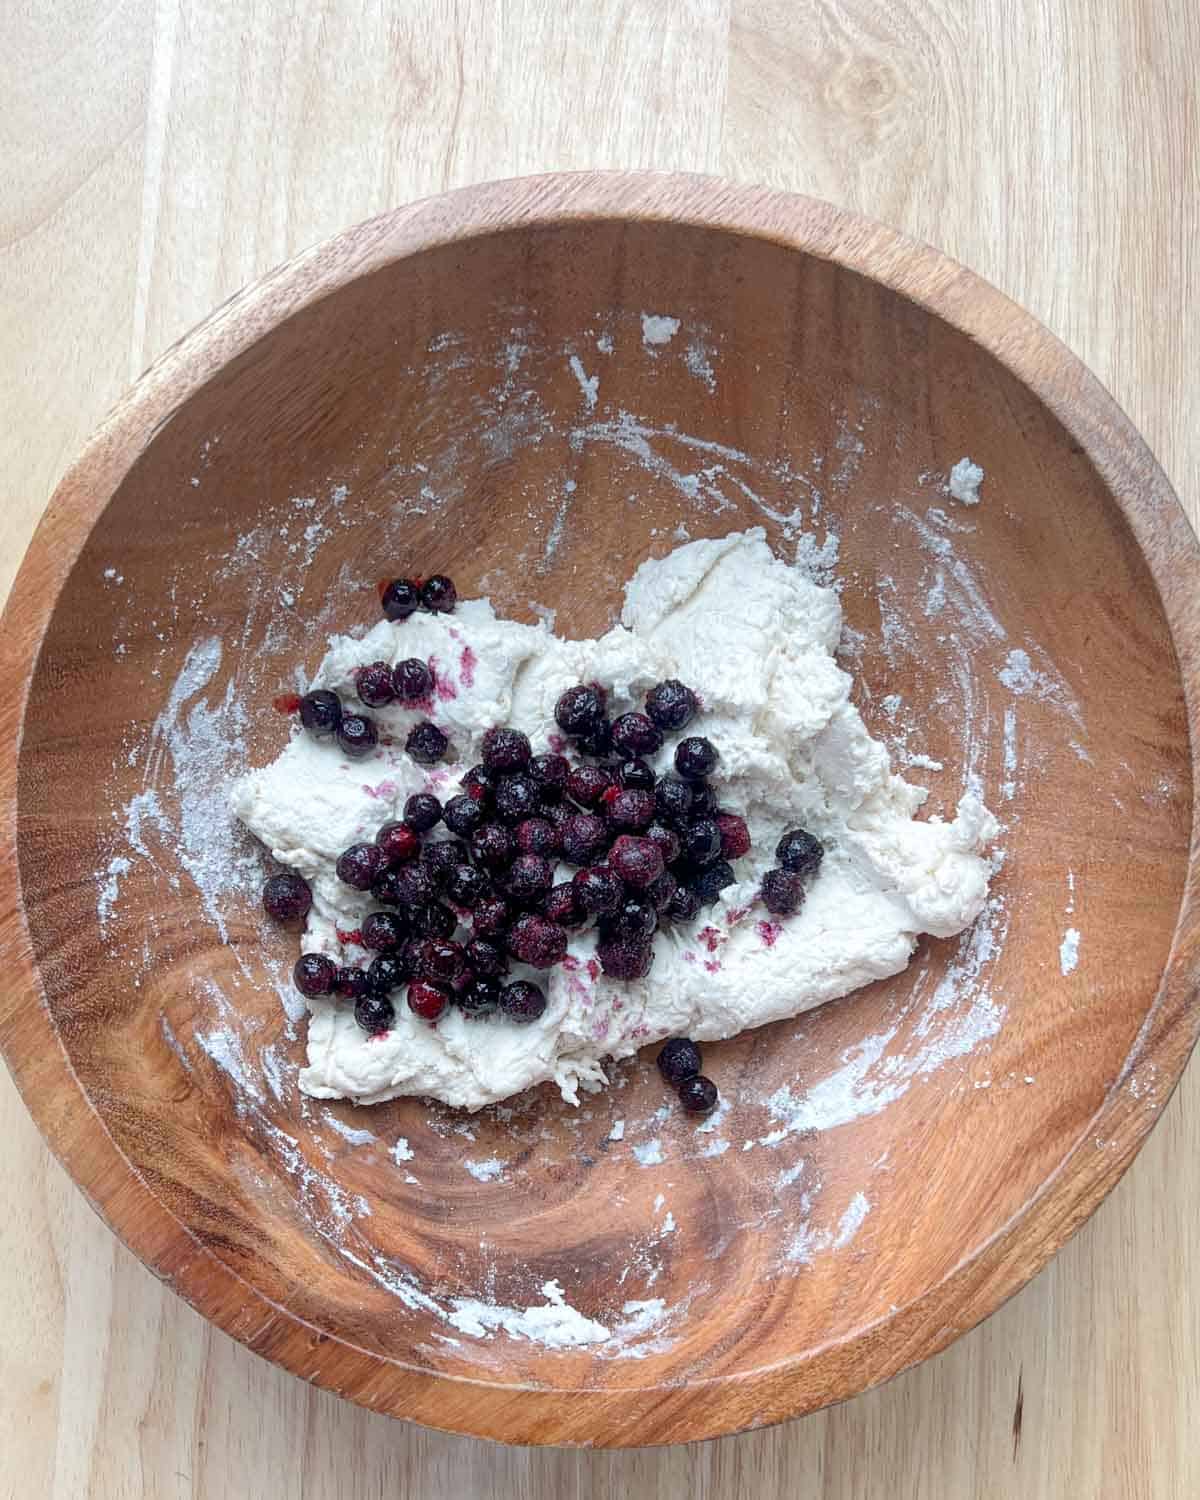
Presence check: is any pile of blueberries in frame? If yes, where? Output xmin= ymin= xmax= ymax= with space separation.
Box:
xmin=260 ymin=572 xmax=825 ymax=1115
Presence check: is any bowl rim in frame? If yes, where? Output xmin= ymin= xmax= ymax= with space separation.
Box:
xmin=1 ymin=169 xmax=1198 ymax=1447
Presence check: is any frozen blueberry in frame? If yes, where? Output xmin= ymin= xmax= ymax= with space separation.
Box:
xmin=606 ymin=788 xmax=656 ymax=832
xmin=761 ymin=867 xmax=805 ymax=916
xmin=499 ymin=979 xmax=548 ymax=1024
xmin=618 ymin=758 xmax=656 ymax=791
xmin=381 ymin=578 xmax=420 ymax=621
xmin=595 ymin=934 xmax=654 ymax=981
xmin=678 ymin=1074 xmax=718 ymax=1113
xmin=472 ymin=895 xmax=513 ymax=937
xmin=654 ymin=776 xmax=694 ymax=828
xmin=443 ymin=793 xmax=486 ymax=837
xmin=403 ymin=792 xmax=442 ymax=832
xmin=470 ymin=822 xmax=516 ymax=872
xmin=420 ymin=838 xmax=467 ymax=887
xmin=515 ymin=817 xmax=559 ymax=856
xmin=567 ymin=764 xmax=616 ymax=808
xmin=665 ymin=884 xmax=702 ymax=924
xmin=293 ymin=953 xmax=337 ymax=997
xmin=336 ymin=842 xmax=384 ymax=891
xmin=608 ymin=835 xmax=665 ymax=889
xmin=689 ymin=859 xmax=735 ymax=907
xmin=299 ymin=689 xmax=342 ymax=737
xmin=716 ymin=812 xmax=751 ymax=860
xmin=572 ymin=865 xmax=624 ymax=916
xmin=361 ymin=911 xmax=409 ymax=952
xmin=680 ymin=817 xmax=722 ymax=867
xmin=554 ymin=684 xmax=606 ymax=737
xmin=481 ymin=726 xmax=532 ymax=772
xmin=355 ymin=661 xmax=395 ymax=707
xmin=337 ymin=713 xmax=378 ymax=760
xmin=415 ymin=901 xmax=457 ymax=939
xmin=375 ymin=820 xmax=420 ymax=865
xmin=505 ymin=854 xmax=555 ymax=907
xmin=461 ymin=763 xmax=497 ymax=805
xmin=644 ymin=820 xmax=682 ymax=865
xmin=605 ymin=895 xmax=657 ymax=939
xmin=445 ymin=862 xmax=488 ymax=908
xmin=645 ymin=679 xmax=698 ymax=732
xmin=464 ymin=937 xmax=508 ymax=977
xmin=657 ymin=1037 xmax=701 ymax=1084
xmin=373 ymin=861 xmax=436 ymax=907
xmin=334 ymin=967 xmax=372 ymax=1001
xmin=776 ymin=827 xmax=825 ymax=878
xmin=367 ymin=954 xmax=407 ymax=995
xmin=420 ymin=575 xmax=457 ymax=613
xmin=406 ymin=721 xmax=448 ymax=765
xmin=407 ymin=980 xmax=451 ymax=1021
xmin=354 ymin=993 xmax=395 ymax=1034
xmin=458 ymin=976 xmax=502 ymax=1017
xmin=494 ymin=774 xmax=539 ymax=824
xmin=559 ymin=812 xmax=610 ymax=866
xmin=644 ymin=871 xmax=679 ymax=914
xmin=541 ymin=882 xmax=586 ymax=928
xmin=262 ymin=872 xmax=312 ymax=923
xmin=506 ymin=914 xmax=568 ymax=969
xmin=393 ymin=657 xmax=433 ymax=701
xmin=610 ymin=711 xmax=663 ymax=758
xmin=529 ymin=752 xmax=570 ymax=801
xmin=675 ymin=736 xmax=718 ymax=780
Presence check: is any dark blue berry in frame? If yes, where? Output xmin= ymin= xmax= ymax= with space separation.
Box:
xmin=529 ymin=752 xmax=570 ymax=801
xmin=465 ymin=937 xmax=508 ymax=976
xmin=654 ymin=776 xmax=694 ymax=827
xmin=361 ymin=911 xmax=409 ymax=951
xmin=605 ymin=895 xmax=657 ymax=939
xmin=678 ymin=1074 xmax=718 ymax=1113
xmin=445 ymin=863 xmax=488 ymax=908
xmin=568 ymin=764 xmax=615 ymax=808
xmin=420 ymin=839 xmax=467 ymax=886
xmin=335 ymin=842 xmax=384 ymax=891
xmin=470 ymin=822 xmax=515 ymax=871
xmin=665 ymin=884 xmax=702 ymax=924
xmin=645 ymin=871 xmax=679 ymax=913
xmin=606 ymin=788 xmax=656 ymax=831
xmin=406 ymin=721 xmax=448 ymax=765
xmin=299 ymin=689 xmax=341 ymax=736
xmin=572 ymin=865 xmax=624 ymax=916
xmin=555 ymin=684 xmax=605 ymax=736
xmin=618 ymin=758 xmax=656 ymax=790
xmin=415 ymin=901 xmax=457 ymax=938
xmin=472 ymin=895 xmax=513 ymax=936
xmin=262 ymin=871 xmax=312 ymax=923
xmin=367 ymin=954 xmax=406 ymax=995
xmin=393 ymin=657 xmax=432 ymax=701
xmin=608 ymin=835 xmax=665 ymax=889
xmin=541 ymin=882 xmax=586 ymax=928
xmin=293 ymin=953 xmax=337 ymax=997
xmin=381 ymin=578 xmax=420 ymax=620
xmin=458 ymin=976 xmax=502 ymax=1017
xmin=644 ymin=820 xmax=682 ymax=865
xmin=776 ymin=828 xmax=824 ymax=878
xmin=680 ymin=817 xmax=722 ymax=866
xmin=506 ymin=854 xmax=555 ymax=906
xmin=443 ymin=793 xmax=485 ymax=837
xmin=675 ymin=736 xmax=718 ymax=779
xmin=354 ymin=993 xmax=395 ymax=1033
xmin=560 ymin=812 xmax=610 ymax=866
xmin=337 ymin=713 xmax=378 ymax=759
xmin=494 ymin=774 xmax=539 ymax=824
xmin=515 ymin=817 xmax=559 ymax=856
xmin=657 ymin=1037 xmax=701 ymax=1084
xmin=481 ymin=726 xmax=531 ymax=771
xmin=375 ymin=820 xmax=420 ymax=865
xmin=645 ymin=679 xmax=698 ymax=732
xmin=421 ymin=939 xmax=466 ymax=984
xmin=420 ymin=575 xmax=457 ymax=612
xmin=461 ymin=763 xmax=497 ymax=805
xmin=690 ymin=859 xmax=735 ymax=907
xmin=595 ymin=934 xmax=654 ymax=980
xmin=506 ymin=914 xmax=567 ymax=968
xmin=500 ymin=979 xmax=548 ymax=1023
xmin=610 ymin=712 xmax=662 ymax=758
xmin=374 ymin=861 xmax=436 ymax=907
xmin=403 ymin=792 xmax=442 ymax=832
xmin=355 ymin=661 xmax=395 ymax=707
xmin=761 ymin=867 xmax=805 ymax=916
xmin=577 ymin=717 xmax=614 ymax=758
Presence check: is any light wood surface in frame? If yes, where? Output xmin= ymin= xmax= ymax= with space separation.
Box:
xmin=1 ymin=0 xmax=1196 ymax=1493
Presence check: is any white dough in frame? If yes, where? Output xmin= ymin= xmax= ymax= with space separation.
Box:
xmin=231 ymin=529 xmax=996 ymax=1111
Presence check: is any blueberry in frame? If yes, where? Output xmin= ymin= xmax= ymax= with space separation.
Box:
xmin=408 ymin=980 xmax=451 ymax=1020
xmin=262 ymin=872 xmax=312 ymax=923
xmin=464 ymin=937 xmax=508 ymax=976
xmin=443 ymin=793 xmax=486 ymax=837
xmin=680 ymin=817 xmax=722 ymax=867
xmin=375 ymin=820 xmax=420 ymax=865
xmin=393 ymin=658 xmax=433 ymax=701
xmin=406 ymin=721 xmax=448 ymax=765
xmin=506 ymin=914 xmax=567 ymax=969
xmin=541 ymin=882 xmax=587 ymax=928
xmin=367 ymin=954 xmax=407 ymax=995
xmin=481 ymin=726 xmax=532 ymax=772
xmin=420 ymin=839 xmax=467 ymax=886
xmin=678 ymin=1074 xmax=718 ymax=1113
xmin=716 ymin=812 xmax=751 ymax=860
xmin=644 ymin=820 xmax=682 ymax=865
xmin=414 ymin=901 xmax=457 ymax=939
xmin=461 ymin=763 xmax=497 ymax=805
xmin=606 ymin=788 xmax=656 ymax=832
xmin=529 ymin=752 xmax=570 ymax=801
xmin=572 ymin=865 xmax=624 ymax=916
xmin=458 ymin=976 xmax=502 ymax=1017
xmin=499 ymin=979 xmax=548 ymax=1023
xmin=606 ymin=895 xmax=658 ymax=939
xmin=560 ymin=813 xmax=610 ymax=866
xmin=494 ymin=774 xmax=539 ymax=824
xmin=675 ymin=736 xmax=718 ymax=779
xmin=470 ymin=822 xmax=516 ymax=872
xmin=293 ymin=953 xmax=337 ymax=997
xmin=665 ymin=884 xmax=702 ymax=924
xmin=299 ymin=689 xmax=342 ymax=736
xmin=618 ymin=758 xmax=656 ymax=791
xmin=403 ymin=792 xmax=442 ymax=832
xmin=420 ymin=575 xmax=457 ymax=613
xmin=373 ymin=861 xmax=435 ymax=907
xmin=577 ymin=717 xmax=614 ymax=758
xmin=361 ymin=911 xmax=409 ymax=952
xmin=354 ymin=993 xmax=395 ymax=1034
xmin=654 ymin=776 xmax=694 ymax=828
xmin=761 ymin=867 xmax=805 ymax=916
xmin=610 ymin=712 xmax=663 ymax=759
xmin=645 ymin=679 xmax=698 ymax=732
xmin=445 ymin=863 xmax=488 ymax=908
xmin=506 ymin=854 xmax=555 ymax=907
xmin=645 ymin=871 xmax=679 ymax=913
xmin=567 ymin=764 xmax=615 ymax=808
xmin=608 ymin=835 xmax=665 ymax=889
xmin=776 ymin=828 xmax=824 ymax=878
xmin=335 ymin=712 xmax=377 ymax=760
xmin=554 ymin=684 xmax=605 ymax=736
xmin=472 ymin=896 xmax=514 ymax=937
xmin=355 ymin=661 xmax=395 ymax=707
xmin=515 ymin=817 xmax=560 ymax=856
xmin=421 ymin=939 xmax=467 ymax=984
xmin=595 ymin=934 xmax=654 ymax=981
xmin=334 ymin=967 xmax=372 ymax=1001
xmin=335 ymin=842 xmax=384 ymax=891
xmin=381 ymin=578 xmax=420 ymax=620
xmin=689 ymin=860 xmax=735 ymax=907
xmin=657 ymin=1037 xmax=701 ymax=1084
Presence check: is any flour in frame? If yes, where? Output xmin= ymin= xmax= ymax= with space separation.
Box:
xmin=1059 ymin=928 xmax=1081 ymax=976
xmin=948 ymin=457 xmax=984 ymax=505
xmin=640 ymin=313 xmax=680 ymax=348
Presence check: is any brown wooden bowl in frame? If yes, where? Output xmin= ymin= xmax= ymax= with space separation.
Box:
xmin=2 ymin=173 xmax=1198 ymax=1448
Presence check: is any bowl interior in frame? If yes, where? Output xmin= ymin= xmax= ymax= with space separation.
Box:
xmin=16 ymin=219 xmax=1191 ymax=1419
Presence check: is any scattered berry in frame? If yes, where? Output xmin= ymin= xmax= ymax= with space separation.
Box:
xmin=618 ymin=758 xmax=656 ymax=791
xmin=609 ymin=835 xmax=665 ymax=889
xmin=678 ymin=1074 xmax=718 ymax=1113
xmin=500 ymin=979 xmax=547 ymax=1023
xmin=567 ymin=764 xmax=615 ymax=808
xmin=776 ymin=827 xmax=824 ymax=878
xmin=403 ymin=792 xmax=442 ymax=832
xmin=472 ymin=896 xmax=513 ymax=936
xmin=481 ymin=726 xmax=532 ymax=772
xmin=654 ymin=776 xmax=694 ymax=827
xmin=573 ymin=865 xmax=624 ymax=916
xmin=465 ymin=937 xmax=508 ymax=976
xmin=559 ymin=812 xmax=611 ymax=866
xmin=554 ymin=683 xmax=605 ymax=736
xmin=458 ymin=976 xmax=501 ymax=1016
xmin=657 ymin=1037 xmax=701 ymax=1084
xmin=606 ymin=788 xmax=656 ymax=831
xmin=761 ymin=867 xmax=805 ymax=916
xmin=665 ymin=884 xmax=702 ymax=924
xmin=336 ymin=842 xmax=384 ymax=890
xmin=354 ymin=993 xmax=394 ymax=1034
xmin=262 ymin=872 xmax=312 ymax=923
xmin=375 ymin=862 xmax=436 ymax=907
xmin=381 ymin=578 xmax=420 ymax=620
xmin=470 ymin=822 xmax=516 ymax=871
xmin=605 ymin=895 xmax=658 ymax=939
xmin=645 ymin=679 xmax=698 ymax=732
xmin=595 ymin=934 xmax=654 ymax=980
xmin=375 ymin=820 xmax=420 ymax=865
xmin=361 ymin=911 xmax=409 ymax=952
xmin=506 ymin=914 xmax=568 ymax=968
xmin=337 ymin=713 xmax=378 ymax=759
xmin=406 ymin=721 xmax=448 ymax=765
xmin=528 ymin=752 xmax=569 ymax=801
xmin=645 ymin=871 xmax=679 ymax=913
xmin=293 ymin=953 xmax=336 ymax=997
xmin=401 ymin=937 xmax=432 ymax=977
xmin=420 ymin=575 xmax=457 ymax=612
xmin=355 ymin=661 xmax=395 ymax=707
xmin=393 ymin=657 xmax=433 ymax=701
xmin=506 ymin=853 xmax=555 ymax=906
xmin=443 ymin=793 xmax=486 ymax=837
xmin=408 ymin=980 xmax=451 ymax=1020
xmin=299 ymin=689 xmax=342 ymax=736
xmin=420 ymin=839 xmax=467 ymax=886
xmin=421 ymin=939 xmax=467 ymax=984
xmin=515 ymin=817 xmax=559 ymax=856
xmin=335 ymin=967 xmax=372 ymax=1001
xmin=541 ymin=882 xmax=586 ymax=928
xmin=675 ymin=736 xmax=718 ymax=779
xmin=610 ymin=711 xmax=663 ymax=758
xmin=644 ymin=820 xmax=682 ymax=864
xmin=445 ymin=863 xmax=488 ymax=908
xmin=577 ymin=717 xmax=614 ymax=758
xmin=716 ymin=812 xmax=751 ymax=860
xmin=680 ymin=817 xmax=722 ymax=867
xmin=494 ymin=774 xmax=539 ymax=824
xmin=689 ymin=859 xmax=735 ymax=906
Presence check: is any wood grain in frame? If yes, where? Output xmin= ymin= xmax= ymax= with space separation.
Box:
xmin=0 ymin=0 xmax=1196 ymax=1494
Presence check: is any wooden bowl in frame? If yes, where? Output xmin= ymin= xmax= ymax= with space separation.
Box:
xmin=2 ymin=173 xmax=1197 ymax=1448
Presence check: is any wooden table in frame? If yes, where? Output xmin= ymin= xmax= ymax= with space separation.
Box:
xmin=2 ymin=2 xmax=1196 ymax=1494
